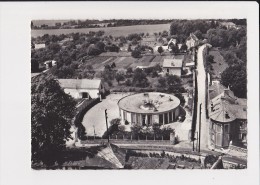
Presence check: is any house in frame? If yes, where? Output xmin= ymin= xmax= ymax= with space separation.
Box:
xmin=162 ymin=58 xmax=183 ymax=76
xmin=220 ymin=22 xmax=237 ymax=29
xmin=34 ymin=43 xmax=46 ymax=50
xmin=44 ymin=60 xmax=57 ymax=69
xmin=57 ymin=78 xmax=105 ymax=100
xmin=186 ymin=33 xmax=199 ymax=49
xmin=209 ymin=83 xmax=247 ymax=149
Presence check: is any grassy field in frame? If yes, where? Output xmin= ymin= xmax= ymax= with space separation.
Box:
xmin=31 ymin=24 xmax=171 ymax=37
xmin=209 ymin=48 xmax=228 ymax=79
xmin=83 ymin=56 xmax=116 ymax=70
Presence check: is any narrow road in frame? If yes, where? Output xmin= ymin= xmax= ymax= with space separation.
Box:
xmin=196 ymin=44 xmax=209 ymax=149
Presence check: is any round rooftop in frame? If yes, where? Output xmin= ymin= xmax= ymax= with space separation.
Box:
xmin=118 ymin=92 xmax=180 ymax=114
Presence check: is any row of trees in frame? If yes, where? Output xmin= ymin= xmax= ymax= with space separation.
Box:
xmin=102 ymin=118 xmax=175 ymax=140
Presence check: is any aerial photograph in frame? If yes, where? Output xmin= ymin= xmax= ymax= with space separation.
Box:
xmin=31 ymin=18 xmax=247 ymax=170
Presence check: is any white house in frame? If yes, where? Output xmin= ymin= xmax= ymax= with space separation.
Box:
xmin=220 ymin=22 xmax=237 ymax=29
xmin=186 ymin=33 xmax=199 ymax=49
xmin=162 ymin=58 xmax=183 ymax=77
xmin=44 ymin=60 xmax=57 ymax=69
xmin=57 ymin=78 xmax=105 ymax=100
xmin=34 ymin=43 xmax=46 ymax=50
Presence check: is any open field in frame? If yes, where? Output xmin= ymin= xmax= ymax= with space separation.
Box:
xmin=209 ymin=48 xmax=228 ymax=79
xmin=31 ymin=24 xmax=171 ymax=37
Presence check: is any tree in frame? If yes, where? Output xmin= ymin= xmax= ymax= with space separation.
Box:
xmin=206 ymin=55 xmax=215 ymax=63
xmin=131 ymin=49 xmax=141 ymax=58
xmin=87 ymin=45 xmax=102 ymax=56
xmin=180 ymin=44 xmax=188 ymax=52
xmin=157 ymin=46 xmax=164 ymax=55
xmin=170 ymin=44 xmax=179 ymax=54
xmin=115 ymin=72 xmax=125 ymax=84
xmin=221 ymin=64 xmax=247 ymax=98
xmin=95 ymin=41 xmax=105 ymax=52
xmin=132 ymin=68 xmax=149 ymax=87
xmin=31 ymin=74 xmax=77 ymax=166
xmin=48 ymin=43 xmax=61 ymax=54
xmin=157 ymin=77 xmax=167 ymax=88
xmin=31 ymin=58 xmax=39 ymax=73
xmin=110 ymin=118 xmax=121 ymax=126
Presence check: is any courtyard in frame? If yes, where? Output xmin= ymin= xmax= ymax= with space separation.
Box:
xmin=82 ymin=92 xmax=192 ymax=142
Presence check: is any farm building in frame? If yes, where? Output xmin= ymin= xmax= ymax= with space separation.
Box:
xmin=186 ymin=33 xmax=199 ymax=49
xmin=208 ymin=82 xmax=247 ymax=149
xmin=118 ymin=92 xmax=181 ymax=126
xmin=57 ymin=78 xmax=105 ymax=100
xmin=162 ymin=58 xmax=183 ymax=77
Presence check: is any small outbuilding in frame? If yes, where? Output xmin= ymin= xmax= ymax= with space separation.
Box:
xmin=162 ymin=58 xmax=183 ymax=77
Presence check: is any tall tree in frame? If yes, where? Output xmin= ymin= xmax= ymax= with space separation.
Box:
xmin=31 ymin=74 xmax=77 ymax=166
xmin=157 ymin=46 xmax=164 ymax=55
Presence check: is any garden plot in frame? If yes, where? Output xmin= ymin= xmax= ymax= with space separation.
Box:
xmin=130 ymin=55 xmax=155 ymax=68
xmin=149 ymin=55 xmax=166 ymax=67
xmin=110 ymin=57 xmax=136 ymax=70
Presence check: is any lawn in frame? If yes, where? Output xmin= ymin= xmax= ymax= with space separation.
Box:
xmin=209 ymin=48 xmax=229 ymax=79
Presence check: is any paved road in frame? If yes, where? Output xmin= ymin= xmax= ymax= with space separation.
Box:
xmin=196 ymin=45 xmax=209 ymax=149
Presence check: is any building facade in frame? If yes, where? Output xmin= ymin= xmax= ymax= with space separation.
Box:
xmin=162 ymin=58 xmax=183 ymax=76
xmin=209 ymin=84 xmax=247 ymax=149
xmin=118 ymin=92 xmax=181 ymax=126
xmin=186 ymin=33 xmax=199 ymax=50
xmin=58 ymin=79 xmax=105 ymax=100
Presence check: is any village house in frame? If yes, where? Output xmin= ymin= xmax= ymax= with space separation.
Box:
xmin=57 ymin=78 xmax=105 ymax=100
xmin=220 ymin=22 xmax=237 ymax=29
xmin=162 ymin=58 xmax=183 ymax=77
xmin=208 ymin=81 xmax=247 ymax=149
xmin=34 ymin=43 xmax=46 ymax=50
xmin=186 ymin=33 xmax=199 ymax=50
xmin=44 ymin=60 xmax=57 ymax=69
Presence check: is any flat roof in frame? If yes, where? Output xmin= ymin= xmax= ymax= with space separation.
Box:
xmin=118 ymin=92 xmax=180 ymax=114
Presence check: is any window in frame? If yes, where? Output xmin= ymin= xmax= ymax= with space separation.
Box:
xmin=131 ymin=113 xmax=136 ymax=124
xmin=164 ymin=113 xmax=168 ymax=124
xmin=82 ymin=92 xmax=89 ymax=98
xmin=169 ymin=111 xmax=173 ymax=122
xmin=136 ymin=114 xmax=140 ymax=124
xmin=159 ymin=114 xmax=163 ymax=124
xmin=224 ymin=124 xmax=230 ymax=134
xmin=167 ymin=68 xmax=169 ymax=73
xmin=123 ymin=111 xmax=127 ymax=121
xmin=142 ymin=115 xmax=146 ymax=126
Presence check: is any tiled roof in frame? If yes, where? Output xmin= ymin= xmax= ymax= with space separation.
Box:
xmin=209 ymin=81 xmax=226 ymax=99
xmin=57 ymin=79 xmax=101 ymax=89
xmin=209 ymin=89 xmax=247 ymax=123
xmin=163 ymin=58 xmax=183 ymax=68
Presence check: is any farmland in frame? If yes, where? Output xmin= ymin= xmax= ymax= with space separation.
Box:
xmin=31 ymin=24 xmax=171 ymax=38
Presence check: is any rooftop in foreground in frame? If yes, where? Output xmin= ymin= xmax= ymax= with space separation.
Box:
xmin=118 ymin=92 xmax=180 ymax=114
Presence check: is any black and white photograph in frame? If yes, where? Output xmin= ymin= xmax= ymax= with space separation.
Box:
xmin=0 ymin=1 xmax=259 ymax=185
xmin=31 ymin=18 xmax=248 ymax=170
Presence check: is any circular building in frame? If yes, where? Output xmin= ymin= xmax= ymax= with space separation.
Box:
xmin=118 ymin=92 xmax=181 ymax=126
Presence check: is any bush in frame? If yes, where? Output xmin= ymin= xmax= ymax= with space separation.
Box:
xmin=131 ymin=49 xmax=141 ymax=58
